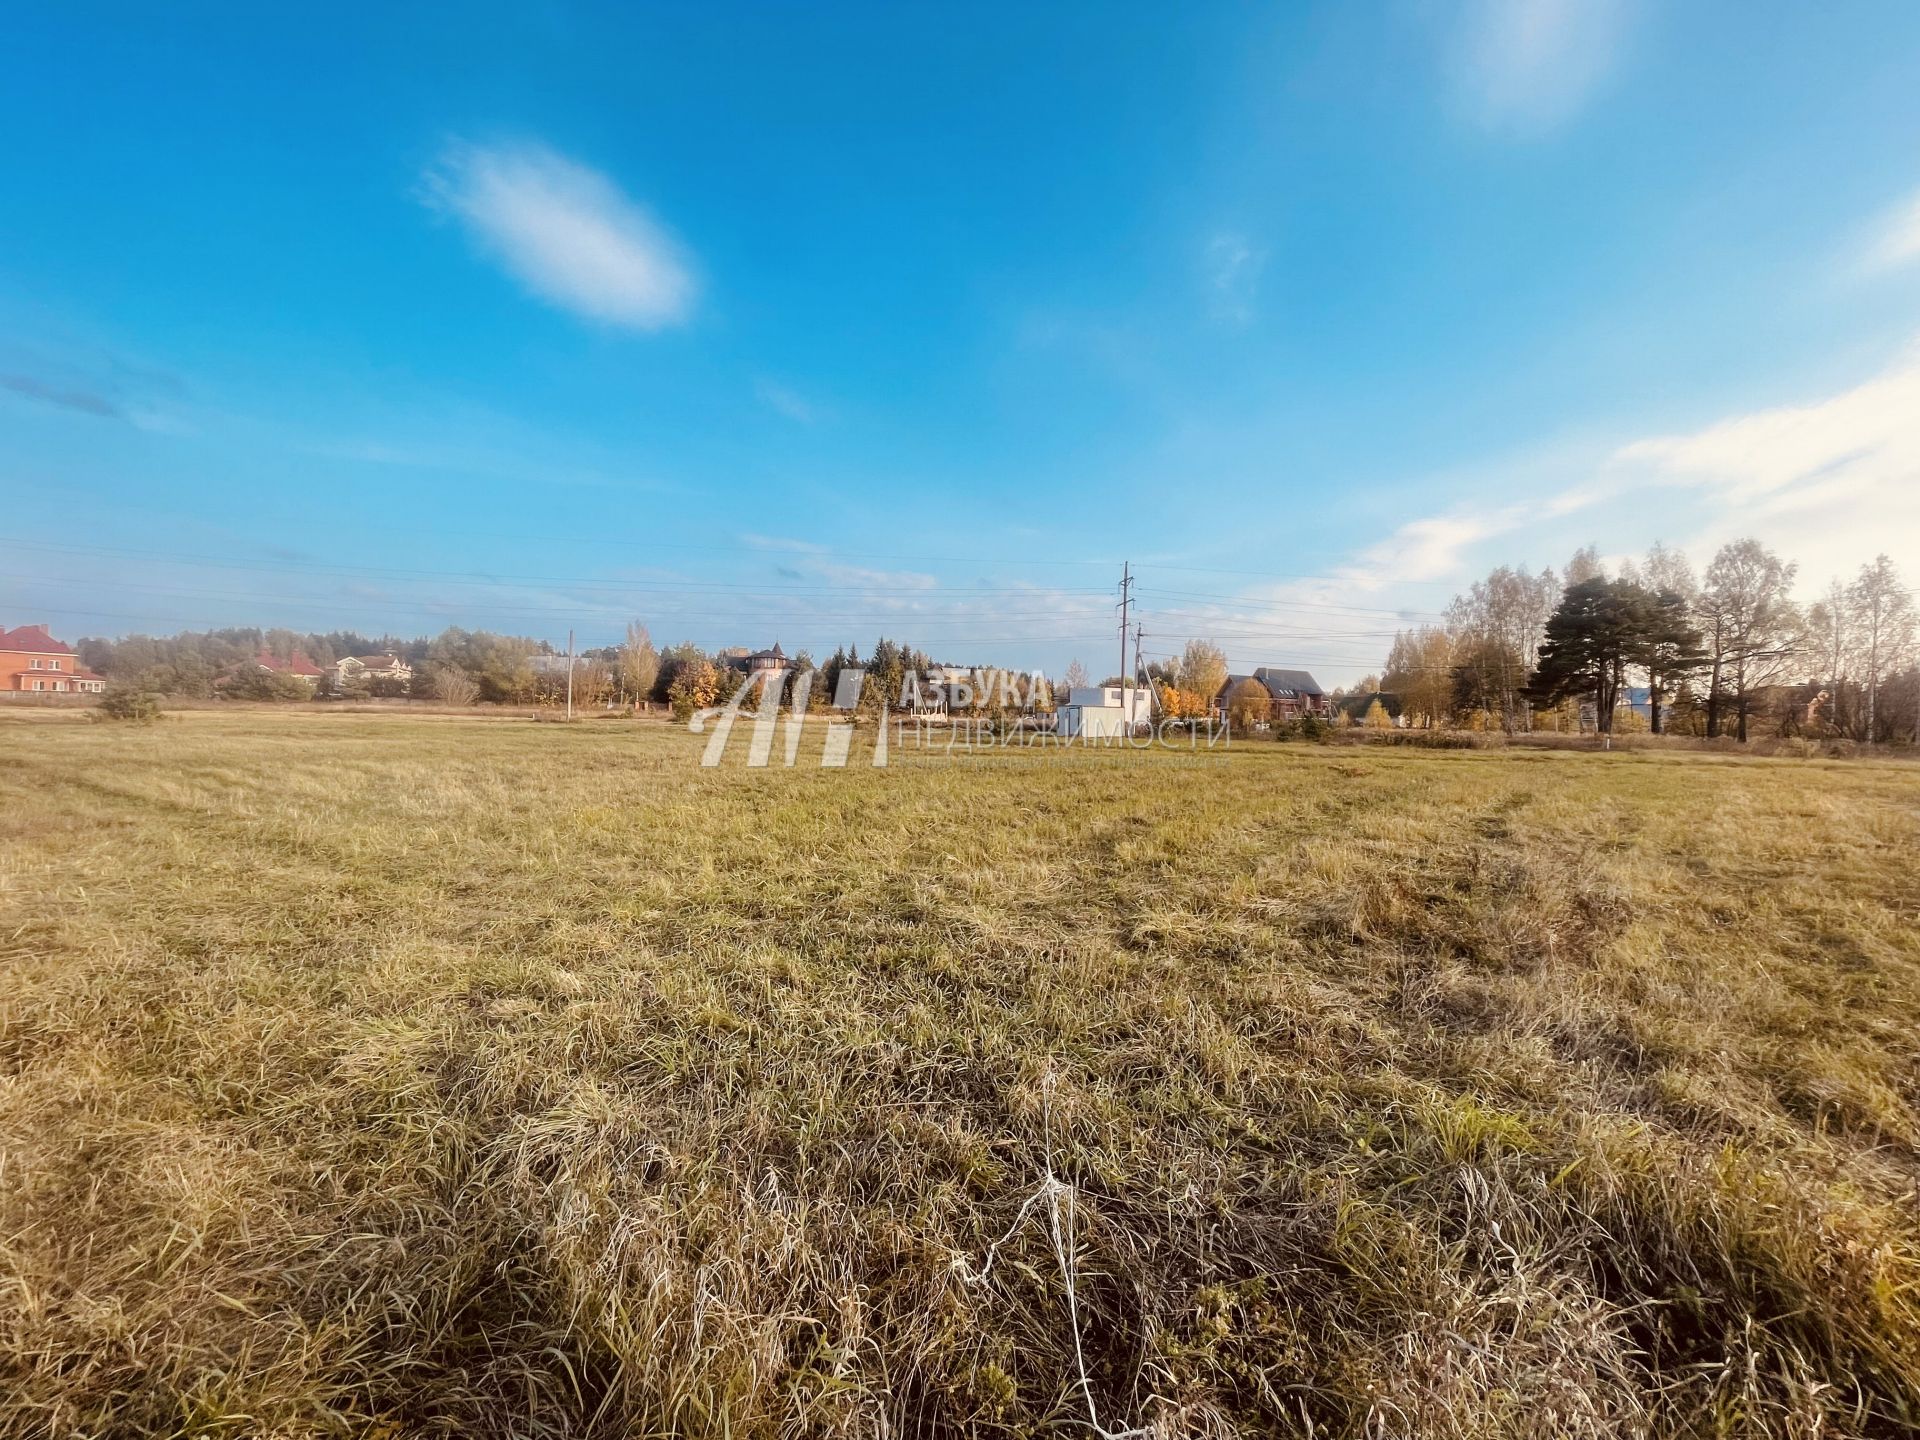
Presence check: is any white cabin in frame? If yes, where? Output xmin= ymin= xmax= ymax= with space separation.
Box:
xmin=1055 ymin=685 xmax=1151 ymax=738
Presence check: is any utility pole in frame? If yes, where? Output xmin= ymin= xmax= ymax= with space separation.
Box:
xmin=1133 ymin=620 xmax=1149 ymax=720
xmin=1117 ymin=560 xmax=1132 ymax=725
xmin=565 ymin=628 xmax=575 ymax=722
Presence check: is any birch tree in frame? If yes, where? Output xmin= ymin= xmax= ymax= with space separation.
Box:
xmin=621 ymin=621 xmax=660 ymax=707
xmin=1446 ymin=566 xmax=1558 ymax=731
xmin=1383 ymin=626 xmax=1455 ymax=729
xmin=1848 ymin=555 xmax=1916 ymax=741
xmin=1699 ymin=540 xmax=1801 ymax=743
xmin=1564 ymin=545 xmax=1605 ymax=587
xmin=1805 ymin=581 xmax=1858 ymax=734
xmin=1174 ymin=640 xmax=1228 ymax=707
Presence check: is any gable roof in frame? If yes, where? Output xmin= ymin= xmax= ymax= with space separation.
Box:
xmin=1253 ymin=667 xmax=1324 ymax=698
xmin=1211 ymin=669 xmax=1327 ymax=703
xmin=0 ymin=624 xmax=75 ymax=656
xmin=257 ymin=649 xmax=324 ymax=677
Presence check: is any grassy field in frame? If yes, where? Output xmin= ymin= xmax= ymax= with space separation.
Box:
xmin=2 ymin=710 xmax=1917 ymax=1438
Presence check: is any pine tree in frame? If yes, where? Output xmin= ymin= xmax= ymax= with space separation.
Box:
xmin=1529 ymin=578 xmax=1656 ymax=735
xmin=1633 ymin=588 xmax=1706 ymax=735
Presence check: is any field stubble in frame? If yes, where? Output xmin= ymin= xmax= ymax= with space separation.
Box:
xmin=1 ymin=711 xmax=1916 ymax=1437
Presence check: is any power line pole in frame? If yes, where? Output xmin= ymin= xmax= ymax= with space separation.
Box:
xmin=1117 ymin=560 xmax=1132 ymax=724
xmin=565 ymin=628 xmax=575 ymax=722
xmin=1133 ymin=620 xmax=1150 ymax=719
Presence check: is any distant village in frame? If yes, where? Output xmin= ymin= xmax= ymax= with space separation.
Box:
xmin=0 ymin=620 xmax=1381 ymax=734
xmin=6 ymin=538 xmax=1916 ymax=746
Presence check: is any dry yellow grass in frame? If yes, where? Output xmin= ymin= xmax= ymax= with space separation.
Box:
xmin=1 ymin=709 xmax=1917 ymax=1437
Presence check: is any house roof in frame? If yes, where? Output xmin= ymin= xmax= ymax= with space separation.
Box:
xmin=0 ymin=624 xmax=75 ymax=655
xmin=748 ymin=644 xmax=786 ymax=661
xmin=257 ymin=649 xmax=324 ymax=677
xmin=1253 ymin=667 xmax=1325 ymax=698
xmin=1213 ymin=669 xmax=1326 ymax=702
xmin=349 ymin=653 xmax=407 ymax=667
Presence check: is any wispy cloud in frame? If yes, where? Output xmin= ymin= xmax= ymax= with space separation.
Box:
xmin=305 ymin=399 xmax=679 ymax=494
xmin=0 ymin=371 xmax=123 ymax=419
xmin=422 ymin=139 xmax=696 ymax=330
xmin=816 ymin=561 xmax=938 ymax=591
xmin=1204 ymin=231 xmax=1265 ymax=325
xmin=736 ymin=535 xmax=933 ymax=591
xmin=1278 ymin=340 xmax=1920 ymax=665
xmin=1612 ymin=343 xmax=1920 ymax=576
xmin=739 ymin=533 xmax=829 ymax=556
xmin=755 ymin=378 xmax=821 ymax=425
xmin=1340 ymin=508 xmax=1531 ymax=587
xmin=1863 ymin=187 xmax=1920 ymax=273
xmin=1444 ymin=0 xmax=1634 ymax=136
xmin=1616 ymin=352 xmax=1920 ymax=505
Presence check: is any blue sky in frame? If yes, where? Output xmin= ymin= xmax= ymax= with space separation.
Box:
xmin=5 ymin=1 xmax=1920 ymax=682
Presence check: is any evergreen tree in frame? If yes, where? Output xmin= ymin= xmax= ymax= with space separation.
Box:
xmin=1632 ymin=588 xmax=1707 ymax=735
xmin=1529 ymin=578 xmax=1656 ymax=735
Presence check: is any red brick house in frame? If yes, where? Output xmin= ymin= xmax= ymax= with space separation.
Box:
xmin=1211 ymin=667 xmax=1328 ymax=727
xmin=0 ymin=624 xmax=107 ymax=694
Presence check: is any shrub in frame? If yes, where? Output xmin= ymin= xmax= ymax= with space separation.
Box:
xmin=670 ymin=660 xmax=722 ymax=720
xmin=1368 ymin=730 xmax=1474 ymax=749
xmin=93 ymin=689 xmax=163 ymax=724
xmin=219 ymin=666 xmax=313 ymax=702
xmin=428 ymin=666 xmax=480 ymax=707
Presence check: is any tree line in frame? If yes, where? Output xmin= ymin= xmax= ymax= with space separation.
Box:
xmin=78 ymin=623 xmax=971 ymax=718
xmin=1375 ymin=542 xmax=1917 ymax=742
xmin=74 ymin=539 xmax=1917 ymax=743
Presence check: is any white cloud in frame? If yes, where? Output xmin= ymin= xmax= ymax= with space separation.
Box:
xmin=1339 ymin=508 xmax=1529 ymax=587
xmin=1204 ymin=231 xmax=1266 ymax=324
xmin=739 ymin=533 xmax=829 ymax=555
xmin=1611 ymin=345 xmax=1920 ymax=580
xmin=755 ymin=378 xmax=820 ymax=425
xmin=423 ymin=140 xmax=696 ymax=330
xmin=737 ymin=534 xmax=935 ymax=591
xmin=1287 ymin=343 xmax=1920 ymax=672
xmin=1864 ymin=188 xmax=1920 ymax=272
xmin=1617 ymin=359 xmax=1920 ymax=503
xmin=1445 ymin=0 xmax=1634 ymax=136
xmin=817 ymin=561 xmax=939 ymax=592
xmin=1158 ymin=342 xmax=1920 ymax=688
